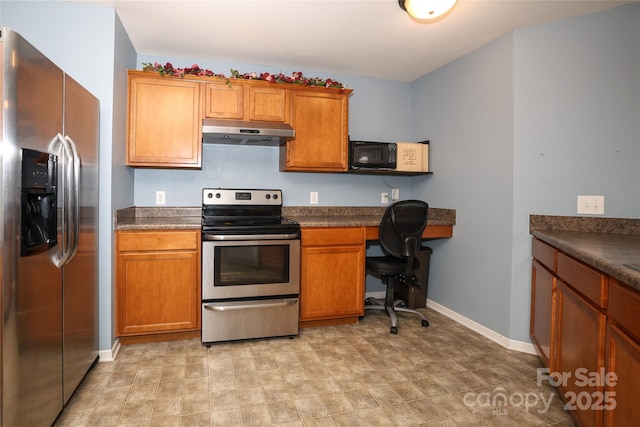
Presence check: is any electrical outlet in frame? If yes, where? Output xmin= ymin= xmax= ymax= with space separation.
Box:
xmin=391 ymin=188 xmax=400 ymax=200
xmin=577 ymin=195 xmax=604 ymax=215
xmin=381 ymin=193 xmax=388 ymax=204
xmin=310 ymin=192 xmax=318 ymax=205
xmin=155 ymin=191 xmax=166 ymax=205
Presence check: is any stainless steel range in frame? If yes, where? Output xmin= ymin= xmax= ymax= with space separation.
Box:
xmin=201 ymin=188 xmax=301 ymax=345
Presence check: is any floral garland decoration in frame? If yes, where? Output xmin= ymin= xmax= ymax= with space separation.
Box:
xmin=141 ymin=62 xmax=344 ymax=89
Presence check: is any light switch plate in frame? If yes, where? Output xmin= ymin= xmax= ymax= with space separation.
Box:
xmin=156 ymin=191 xmax=166 ymax=205
xmin=577 ymin=195 xmax=604 ymax=215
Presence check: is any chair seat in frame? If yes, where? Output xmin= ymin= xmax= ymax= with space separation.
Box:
xmin=366 ymin=256 xmax=420 ymax=276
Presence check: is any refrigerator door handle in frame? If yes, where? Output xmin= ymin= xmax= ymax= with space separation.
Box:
xmin=64 ymin=135 xmax=81 ymax=262
xmin=49 ymin=133 xmax=74 ymax=268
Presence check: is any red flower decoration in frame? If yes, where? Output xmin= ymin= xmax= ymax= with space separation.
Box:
xmin=141 ymin=62 xmax=344 ymax=89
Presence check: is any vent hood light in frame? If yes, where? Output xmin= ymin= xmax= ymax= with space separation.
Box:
xmin=202 ymin=118 xmax=295 ymax=146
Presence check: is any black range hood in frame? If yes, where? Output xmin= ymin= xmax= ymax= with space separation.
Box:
xmin=202 ymin=118 xmax=295 ymax=146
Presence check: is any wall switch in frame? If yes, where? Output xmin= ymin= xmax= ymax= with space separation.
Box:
xmin=577 ymin=195 xmax=604 ymax=215
xmin=391 ymin=188 xmax=399 ymax=201
xmin=155 ymin=191 xmax=166 ymax=205
xmin=381 ymin=193 xmax=388 ymax=204
xmin=310 ymin=191 xmax=319 ymax=205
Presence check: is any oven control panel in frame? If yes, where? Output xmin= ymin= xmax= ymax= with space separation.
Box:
xmin=203 ymin=188 xmax=282 ymax=206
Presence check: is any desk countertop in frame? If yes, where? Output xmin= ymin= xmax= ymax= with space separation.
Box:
xmin=282 ymin=206 xmax=456 ymax=228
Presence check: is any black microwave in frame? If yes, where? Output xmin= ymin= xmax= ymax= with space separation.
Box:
xmin=350 ymin=140 xmax=397 ymax=170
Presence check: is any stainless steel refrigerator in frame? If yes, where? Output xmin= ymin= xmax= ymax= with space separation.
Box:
xmin=0 ymin=28 xmax=99 ymax=426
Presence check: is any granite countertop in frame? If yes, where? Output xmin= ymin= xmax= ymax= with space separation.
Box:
xmin=115 ymin=207 xmax=202 ymax=230
xmin=530 ymin=215 xmax=640 ymax=291
xmin=282 ymin=206 xmax=456 ymax=227
xmin=114 ymin=206 xmax=457 ymax=230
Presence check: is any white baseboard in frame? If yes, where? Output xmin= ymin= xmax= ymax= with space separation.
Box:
xmin=426 ymin=299 xmax=537 ymax=354
xmin=365 ymin=291 xmax=537 ymax=355
xmin=98 ymin=338 xmax=121 ymax=362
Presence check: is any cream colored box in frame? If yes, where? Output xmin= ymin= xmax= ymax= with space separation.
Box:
xmin=395 ymin=141 xmax=429 ymax=172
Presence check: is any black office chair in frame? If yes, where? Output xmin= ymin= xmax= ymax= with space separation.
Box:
xmin=365 ymin=200 xmax=430 ymax=334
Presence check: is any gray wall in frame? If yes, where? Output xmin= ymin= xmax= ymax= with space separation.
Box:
xmin=410 ymin=33 xmax=516 ymax=337
xmin=411 ymin=3 xmax=640 ymax=343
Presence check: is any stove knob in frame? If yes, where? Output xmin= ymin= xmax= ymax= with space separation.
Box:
xmin=272 ymin=194 xmax=279 ymax=200
xmin=215 ymin=193 xmax=221 ymax=199
xmin=207 ymin=192 xmax=213 ymax=199
xmin=265 ymin=194 xmax=271 ymax=199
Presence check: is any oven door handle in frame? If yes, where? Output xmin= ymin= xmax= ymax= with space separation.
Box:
xmin=202 ymin=233 xmax=300 ymax=241
xmin=203 ymin=299 xmax=298 ymax=312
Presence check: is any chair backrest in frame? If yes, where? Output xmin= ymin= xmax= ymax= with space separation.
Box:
xmin=379 ymin=200 xmax=429 ymax=260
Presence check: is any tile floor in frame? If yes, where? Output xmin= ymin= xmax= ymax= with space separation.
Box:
xmin=55 ymin=307 xmax=576 ymax=426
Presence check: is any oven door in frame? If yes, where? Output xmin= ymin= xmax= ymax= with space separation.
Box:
xmin=202 ymin=237 xmax=300 ymax=300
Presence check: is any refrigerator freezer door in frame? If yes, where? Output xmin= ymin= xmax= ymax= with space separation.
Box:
xmin=62 ymin=75 xmax=99 ymax=404
xmin=1 ymin=29 xmax=65 ymax=426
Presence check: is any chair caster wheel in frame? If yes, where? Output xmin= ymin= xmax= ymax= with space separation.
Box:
xmin=421 ymin=319 xmax=429 ymax=327
xmin=390 ymin=327 xmax=398 ymax=334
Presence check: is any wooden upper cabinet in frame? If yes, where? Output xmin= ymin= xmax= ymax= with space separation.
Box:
xmin=127 ymin=71 xmax=202 ymax=168
xmin=204 ymin=80 xmax=289 ymax=122
xmin=280 ymin=88 xmax=352 ymax=172
xmin=204 ymin=81 xmax=243 ymax=119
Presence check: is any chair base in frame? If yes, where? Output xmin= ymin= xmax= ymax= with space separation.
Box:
xmin=364 ymin=278 xmax=429 ymax=334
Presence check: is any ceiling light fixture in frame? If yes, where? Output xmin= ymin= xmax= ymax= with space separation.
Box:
xmin=399 ymin=0 xmax=458 ymax=21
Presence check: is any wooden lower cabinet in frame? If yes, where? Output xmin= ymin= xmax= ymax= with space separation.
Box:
xmin=530 ymin=237 xmax=640 ymax=427
xmin=604 ymin=278 xmax=640 ymax=426
xmin=530 ymin=259 xmax=556 ymax=369
xmin=116 ymin=230 xmax=201 ymax=337
xmin=555 ymin=281 xmax=607 ymax=427
xmin=300 ymin=227 xmax=365 ymax=327
xmin=604 ymin=324 xmax=640 ymax=426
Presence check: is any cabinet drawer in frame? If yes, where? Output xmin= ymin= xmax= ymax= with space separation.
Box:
xmin=532 ymin=238 xmax=557 ymax=272
xmin=557 ymin=252 xmax=607 ymax=308
xmin=302 ymin=227 xmax=364 ymax=246
xmin=608 ymin=278 xmax=640 ymax=342
xmin=118 ymin=230 xmax=199 ymax=251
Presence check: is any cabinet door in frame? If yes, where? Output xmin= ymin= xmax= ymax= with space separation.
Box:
xmin=556 ymin=281 xmax=606 ymax=427
xmin=247 ymin=86 xmax=288 ymax=122
xmin=530 ymin=260 xmax=556 ymax=369
xmin=604 ymin=324 xmax=640 ymax=427
xmin=300 ymin=228 xmax=364 ymax=321
xmin=116 ymin=230 xmax=200 ymax=336
xmin=204 ymin=82 xmax=243 ymax=119
xmin=127 ymin=74 xmax=202 ymax=168
xmin=204 ymin=82 xmax=288 ymax=122
xmin=281 ymin=90 xmax=349 ymax=172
